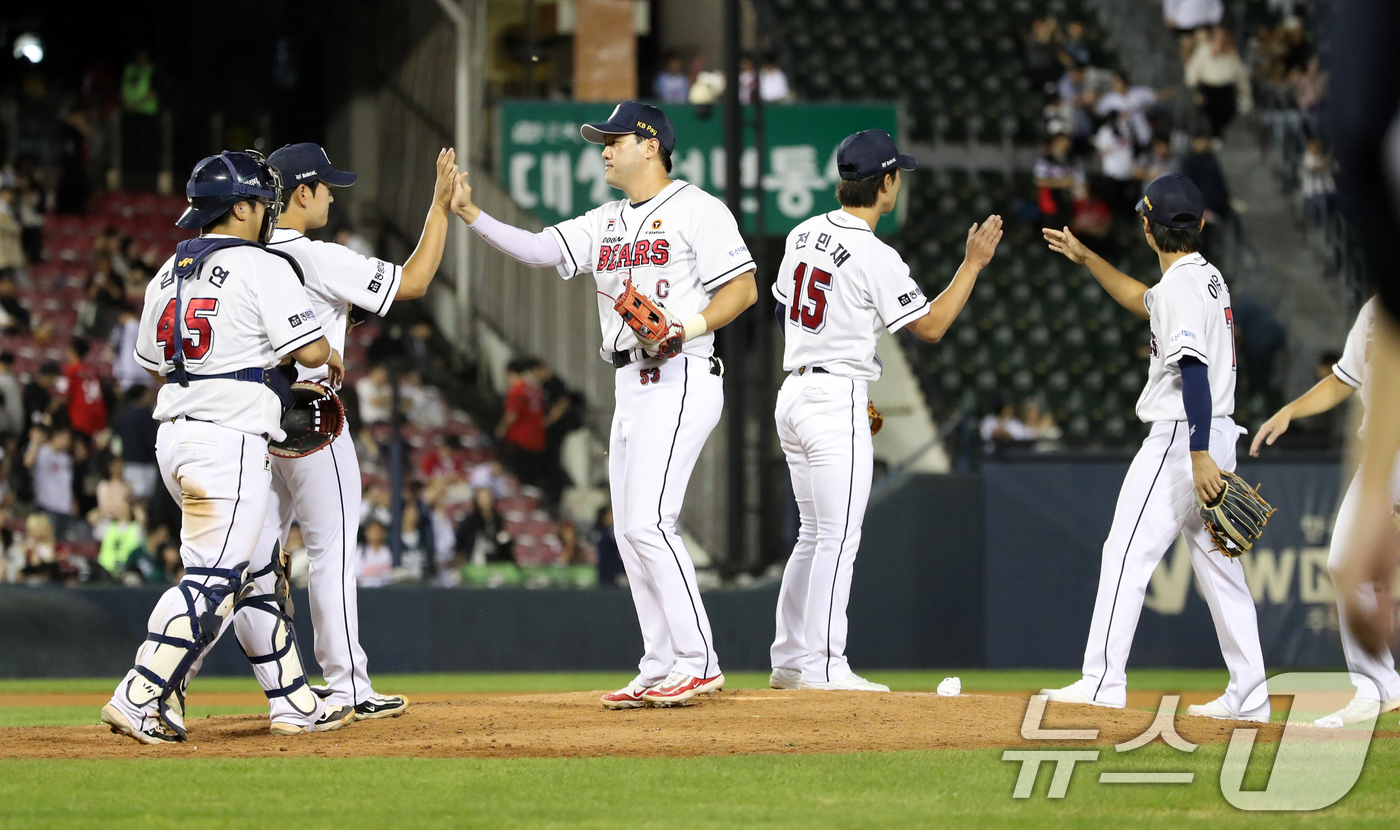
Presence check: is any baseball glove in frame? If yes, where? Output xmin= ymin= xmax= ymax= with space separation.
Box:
xmin=615 ymin=278 xmax=684 ymax=358
xmin=269 ymin=381 xmax=345 ymax=458
xmin=868 ymin=401 xmax=884 ymax=436
xmin=1199 ymin=471 xmax=1276 ymax=557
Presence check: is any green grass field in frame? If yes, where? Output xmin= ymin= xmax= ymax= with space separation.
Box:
xmin=2 ymin=670 xmax=1397 ymax=829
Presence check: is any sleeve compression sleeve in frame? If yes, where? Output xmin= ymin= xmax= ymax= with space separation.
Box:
xmin=467 ymin=211 xmax=566 ymax=268
xmin=1180 ymin=355 xmax=1211 ymax=452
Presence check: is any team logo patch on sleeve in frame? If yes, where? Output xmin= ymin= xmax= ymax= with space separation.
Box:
xmin=288 ymin=309 xmax=316 ymax=328
xmin=897 ymin=288 xmax=924 ymax=306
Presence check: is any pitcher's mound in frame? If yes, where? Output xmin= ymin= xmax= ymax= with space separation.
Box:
xmin=0 ymin=690 xmax=1287 ymax=760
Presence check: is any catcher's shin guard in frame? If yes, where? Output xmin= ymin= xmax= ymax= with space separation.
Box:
xmin=235 ymin=542 xmax=320 ymax=718
xmin=123 ymin=563 xmax=253 ymax=740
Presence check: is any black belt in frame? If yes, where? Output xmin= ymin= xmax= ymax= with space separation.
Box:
xmin=609 ymin=350 xmax=724 ymax=377
xmin=168 ymin=415 xmax=215 ymax=424
xmin=794 ymin=366 xmax=829 ymax=375
xmin=182 ymin=368 xmax=266 ymax=383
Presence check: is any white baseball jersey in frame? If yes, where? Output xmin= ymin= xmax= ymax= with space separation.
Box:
xmin=1333 ymin=298 xmax=1377 ymax=434
xmin=135 ymin=237 xmax=325 ymax=439
xmin=545 ymin=179 xmax=755 ymax=361
xmin=266 ymin=229 xmax=403 ymax=383
xmin=772 ymin=210 xmax=929 ymax=380
xmin=1135 ymin=252 xmax=1237 ymax=423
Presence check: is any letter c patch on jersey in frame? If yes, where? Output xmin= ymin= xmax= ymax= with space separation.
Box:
xmin=656 ymin=279 xmax=670 ymax=299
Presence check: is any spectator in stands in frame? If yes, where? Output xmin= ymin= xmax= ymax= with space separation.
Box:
xmin=14 ymin=173 xmax=44 ymax=264
xmin=653 ymin=55 xmax=690 ymax=104
xmin=0 ymin=353 xmax=23 ymax=440
xmin=1094 ymin=111 xmax=1139 ymax=217
xmin=456 ymin=487 xmax=513 ymax=565
xmin=1299 ymin=137 xmax=1335 ymax=227
xmin=156 ymin=537 xmax=183 ymax=584
xmin=83 ymin=259 xmax=127 ymax=339
xmin=497 ymin=359 xmax=545 ymax=487
xmin=400 ymin=370 xmax=448 ymax=428
xmin=593 ymin=505 xmax=623 ymax=588
xmin=424 ymin=483 xmax=459 ymax=586
xmin=1059 ymin=19 xmax=1092 ymax=67
xmin=0 ymin=187 xmax=22 ymax=278
xmin=1186 ymin=27 xmax=1252 ymax=139
xmin=1095 ymin=73 xmax=1165 ymax=147
xmin=26 ymin=426 xmax=74 ymax=539
xmin=1025 ymin=17 xmax=1062 ymax=92
xmin=58 ymin=338 xmax=107 ymax=437
xmin=739 ymin=57 xmax=759 ymax=105
xmin=419 ymin=435 xmax=465 ymax=482
xmin=468 ymin=459 xmax=511 ymax=499
xmin=1180 ymin=132 xmax=1232 ymax=254
xmin=1035 ymin=134 xmax=1083 ymax=226
xmin=123 ymin=524 xmax=167 ymax=586
xmin=1135 ymin=139 xmax=1180 ymax=187
xmin=399 ymin=501 xmax=428 ymax=579
xmin=56 ymin=109 xmax=91 ymax=217
xmin=333 ymin=226 xmax=375 ymax=258
xmin=356 ymin=520 xmax=394 ymax=587
xmin=96 ymin=506 xmax=142 ymax=582
xmin=113 ymin=385 xmax=158 ymax=500
xmin=1232 ymin=296 xmax=1287 ymax=396
xmin=1056 ymin=63 xmax=1096 ymax=150
xmin=533 ymin=360 xmax=578 ymax=505
xmin=22 ymin=361 xmax=62 ymax=428
xmin=555 ymin=520 xmax=588 ymax=566
xmin=979 ymin=398 xmax=1033 ymax=452
xmin=0 ymin=275 xmax=32 ymax=335
xmin=758 ymin=57 xmax=790 ymax=103
xmin=70 ymin=431 xmax=99 ymax=522
xmin=1164 ymin=0 xmax=1225 ymax=62
xmin=120 ymin=49 xmax=161 ymax=189
xmin=355 ymin=364 xmax=394 ymax=425
xmin=108 ymin=308 xmax=151 ymax=392
xmin=360 ymin=481 xmax=392 ymax=528
xmin=1021 ymin=399 xmax=1063 ymax=448
xmin=7 ymin=513 xmax=59 ymax=584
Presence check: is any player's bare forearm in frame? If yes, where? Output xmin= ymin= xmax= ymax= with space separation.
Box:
xmin=909 ymin=261 xmax=980 ymax=343
xmin=290 ymin=336 xmax=331 ymax=369
xmin=699 ymin=272 xmax=758 ymax=331
xmin=396 ymin=149 xmax=459 ymax=300
xmin=1251 ymin=374 xmax=1354 ymax=456
xmin=1043 ymin=227 xmax=1149 ymax=318
xmin=1358 ymin=311 xmax=1400 ymax=497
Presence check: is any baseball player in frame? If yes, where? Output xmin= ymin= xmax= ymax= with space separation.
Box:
xmin=1250 ymin=297 xmax=1400 ymax=725
xmin=1039 ymin=174 xmax=1271 ymax=722
xmin=450 ymin=102 xmax=757 ymax=707
xmin=102 ymin=151 xmax=351 ymax=743
xmin=178 ymin=143 xmax=459 ymax=720
xmin=768 ymin=130 xmax=1002 ymax=691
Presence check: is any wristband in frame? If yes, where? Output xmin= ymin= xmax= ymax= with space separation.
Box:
xmin=682 ymin=314 xmax=708 ymax=341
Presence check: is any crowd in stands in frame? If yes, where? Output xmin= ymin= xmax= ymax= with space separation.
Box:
xmin=652 ymin=52 xmax=791 ymax=106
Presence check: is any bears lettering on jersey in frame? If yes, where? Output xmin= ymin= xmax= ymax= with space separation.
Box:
xmin=597 ymin=238 xmax=670 ymax=272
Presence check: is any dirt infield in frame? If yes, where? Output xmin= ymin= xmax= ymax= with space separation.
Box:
xmin=0 ymin=690 xmax=1299 ymax=760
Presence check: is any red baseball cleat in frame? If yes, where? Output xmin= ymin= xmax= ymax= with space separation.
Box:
xmin=600 ymin=681 xmax=653 ymax=710
xmin=640 ymin=671 xmax=725 ymax=707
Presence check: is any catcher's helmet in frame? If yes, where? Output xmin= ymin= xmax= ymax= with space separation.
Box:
xmin=176 ymin=151 xmax=283 ymax=242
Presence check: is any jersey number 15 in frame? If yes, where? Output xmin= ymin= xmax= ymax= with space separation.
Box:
xmin=789 ymin=263 xmax=832 ymax=333
xmin=155 ymin=298 xmax=219 ymax=361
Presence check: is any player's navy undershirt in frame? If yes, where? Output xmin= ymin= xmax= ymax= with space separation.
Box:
xmin=1180 ymin=355 xmax=1211 ymax=451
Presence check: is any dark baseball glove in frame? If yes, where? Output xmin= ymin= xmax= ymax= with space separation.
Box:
xmin=269 ymin=381 xmax=345 ymax=458
xmin=614 ymin=278 xmax=684 ymax=358
xmin=1199 ymin=471 xmax=1276 ymax=557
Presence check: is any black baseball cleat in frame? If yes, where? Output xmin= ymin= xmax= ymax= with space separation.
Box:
xmin=354 ymin=693 xmax=409 ymax=720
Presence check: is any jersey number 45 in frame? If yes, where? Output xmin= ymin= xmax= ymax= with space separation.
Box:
xmin=155 ymin=298 xmax=219 ymax=361
xmin=789 ymin=263 xmax=832 ymax=333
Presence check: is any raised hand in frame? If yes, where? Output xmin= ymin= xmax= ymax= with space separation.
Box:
xmin=1043 ymin=226 xmax=1090 ymax=265
xmin=451 ymin=170 xmax=479 ymax=223
xmin=965 ymin=214 xmax=1004 ymax=269
xmin=433 ymin=148 xmax=459 ymax=211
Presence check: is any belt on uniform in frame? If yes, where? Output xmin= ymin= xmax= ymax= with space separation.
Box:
xmin=182 ymin=368 xmax=266 ymax=383
xmin=793 ymin=365 xmax=829 ymax=375
xmin=167 ymin=415 xmax=269 ymax=441
xmin=609 ymin=349 xmax=724 ymax=377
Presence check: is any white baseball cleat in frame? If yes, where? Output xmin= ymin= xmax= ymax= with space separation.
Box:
xmin=641 ymin=671 xmax=725 ymax=706
xmin=600 ymin=680 xmax=653 ymax=710
xmin=1313 ymin=695 xmax=1400 ymax=728
xmin=800 ymin=671 xmax=889 ymax=692
xmin=1037 ymin=684 xmax=1121 ymax=708
xmin=769 ymin=668 xmax=802 ymax=690
xmin=101 ymin=703 xmax=180 ymax=745
xmin=1185 ymin=696 xmax=1269 ymax=723
xmin=270 ymin=704 xmax=356 ymax=735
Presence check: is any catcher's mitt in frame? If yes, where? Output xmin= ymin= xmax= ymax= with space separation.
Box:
xmin=269 ymin=381 xmax=345 ymax=458
xmin=614 ymin=278 xmax=683 ymax=358
xmin=868 ymin=401 xmax=884 ymax=436
xmin=1199 ymin=471 xmax=1276 ymax=557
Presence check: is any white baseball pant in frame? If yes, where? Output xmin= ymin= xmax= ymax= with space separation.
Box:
xmin=110 ymin=419 xmax=327 ymax=730
xmin=1330 ymin=461 xmax=1400 ymax=702
xmin=611 ymin=354 xmax=723 ymax=684
xmin=770 ymin=371 xmax=873 ymax=683
xmin=1073 ymin=417 xmax=1270 ymax=715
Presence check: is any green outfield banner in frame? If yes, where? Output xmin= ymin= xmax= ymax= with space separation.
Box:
xmin=497 ymin=101 xmax=901 ymax=235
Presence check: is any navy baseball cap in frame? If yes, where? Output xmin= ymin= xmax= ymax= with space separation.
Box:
xmin=268 ymin=143 xmax=357 ymax=188
xmin=1136 ymin=173 xmax=1204 ymax=229
xmin=581 ymin=102 xmax=675 ymax=154
xmin=837 ymin=129 xmax=917 ymax=181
